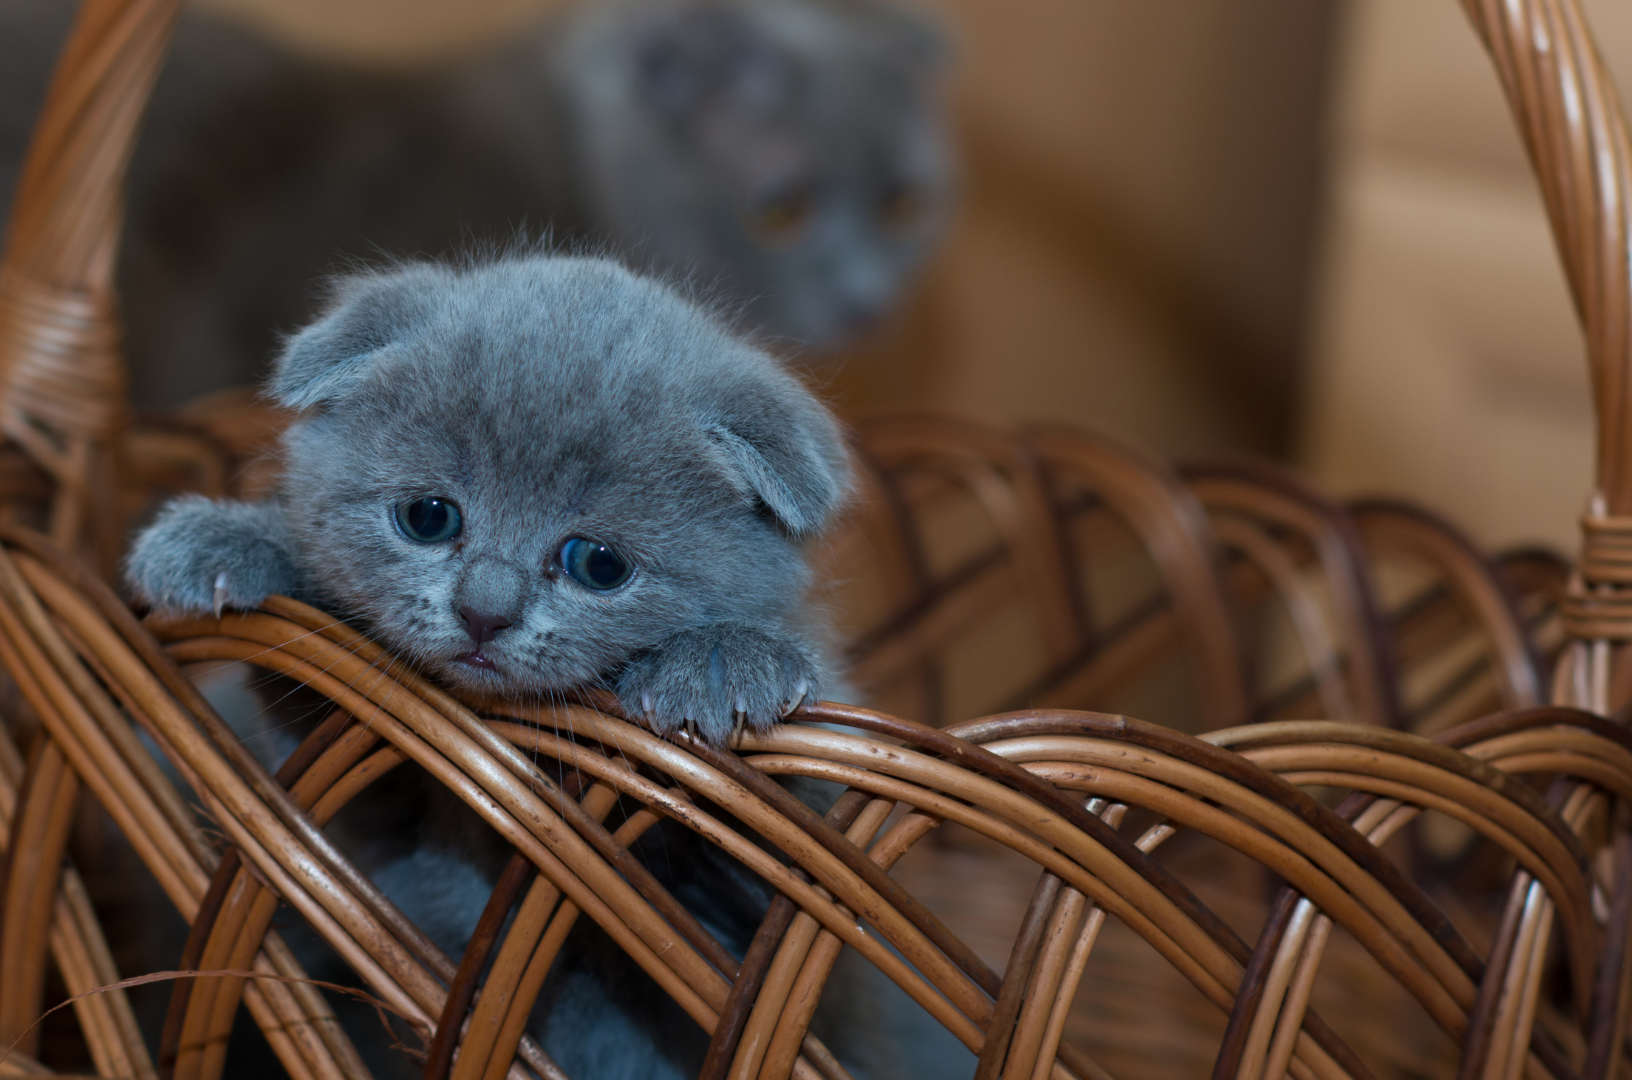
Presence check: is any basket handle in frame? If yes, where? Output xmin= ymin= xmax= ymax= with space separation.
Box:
xmin=0 ymin=0 xmax=183 ymax=558
xmin=1457 ymin=0 xmax=1632 ymax=705
xmin=1459 ymin=1 xmax=1632 ymax=510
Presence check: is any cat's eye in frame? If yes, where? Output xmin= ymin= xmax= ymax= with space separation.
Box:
xmin=745 ymin=185 xmax=814 ymax=244
xmin=395 ymin=497 xmax=462 ymax=543
xmin=560 ymin=537 xmax=632 ymax=591
xmin=878 ymin=180 xmax=926 ymax=230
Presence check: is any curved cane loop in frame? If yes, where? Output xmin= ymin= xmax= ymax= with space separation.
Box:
xmin=0 ymin=709 xmax=152 ymax=1079
xmin=1182 ymin=460 xmax=1404 ymax=730
xmin=1348 ymin=501 xmax=1546 ymax=725
xmin=1026 ymin=428 xmax=1250 ymax=731
xmin=842 ymin=415 xmax=1254 ymax=731
xmin=0 ymin=540 xmax=1617 ymax=1079
xmin=0 ymin=738 xmax=80 ymax=1058
xmin=0 ymin=532 xmax=369 ymax=1080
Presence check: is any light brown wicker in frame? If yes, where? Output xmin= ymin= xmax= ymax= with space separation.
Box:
xmin=0 ymin=0 xmax=1626 ymax=1078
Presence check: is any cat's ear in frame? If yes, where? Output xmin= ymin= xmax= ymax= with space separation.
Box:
xmin=271 ymin=267 xmax=438 ymax=410
xmin=629 ymin=5 xmax=790 ymax=119
xmin=875 ymin=4 xmax=952 ymax=78
xmin=702 ymin=365 xmax=851 ymax=536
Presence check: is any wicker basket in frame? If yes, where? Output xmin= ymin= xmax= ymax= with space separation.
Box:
xmin=0 ymin=1 xmax=1626 ymax=1078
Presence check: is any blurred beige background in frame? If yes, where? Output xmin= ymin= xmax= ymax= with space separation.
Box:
xmin=187 ymin=0 xmax=1342 ymax=460
xmin=1300 ymin=0 xmax=1632 ymax=554
xmin=832 ymin=0 xmax=1338 ymax=461
xmin=184 ymin=0 xmax=1619 ymax=556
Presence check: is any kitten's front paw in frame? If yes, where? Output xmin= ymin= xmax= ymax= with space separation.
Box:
xmin=615 ymin=624 xmax=821 ymax=744
xmin=125 ymin=496 xmax=299 ymax=614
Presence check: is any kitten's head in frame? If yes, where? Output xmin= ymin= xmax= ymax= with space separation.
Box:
xmin=551 ymin=0 xmax=954 ymax=348
xmin=271 ymin=255 xmax=849 ymax=698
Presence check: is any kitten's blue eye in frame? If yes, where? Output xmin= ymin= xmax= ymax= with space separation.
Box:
xmin=560 ymin=537 xmax=631 ymax=591
xmin=395 ymin=498 xmax=461 ymax=543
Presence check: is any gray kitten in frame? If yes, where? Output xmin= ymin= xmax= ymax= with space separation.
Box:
xmin=123 ymin=255 xmax=972 ymax=1078
xmin=126 ymin=254 xmax=848 ymax=738
xmin=0 ymin=0 xmax=954 ymax=409
xmin=551 ymin=0 xmax=955 ymax=343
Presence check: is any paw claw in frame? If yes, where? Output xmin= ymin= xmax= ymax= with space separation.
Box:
xmin=615 ymin=625 xmax=822 ymax=744
xmin=212 ymin=572 xmax=230 ymax=618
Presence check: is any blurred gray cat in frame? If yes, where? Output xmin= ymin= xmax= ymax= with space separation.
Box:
xmin=124 ymin=254 xmax=971 ymax=1078
xmin=0 ymin=0 xmax=954 ymax=410
xmin=127 ymin=254 xmax=848 ymax=738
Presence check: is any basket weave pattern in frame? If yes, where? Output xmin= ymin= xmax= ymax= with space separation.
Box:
xmin=0 ymin=527 xmax=1618 ymax=1080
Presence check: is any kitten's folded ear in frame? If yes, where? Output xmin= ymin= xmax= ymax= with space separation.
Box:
xmin=629 ymin=4 xmax=790 ymax=118
xmin=702 ymin=363 xmax=851 ymax=537
xmin=872 ymin=2 xmax=953 ymax=78
xmin=271 ymin=265 xmax=439 ymax=410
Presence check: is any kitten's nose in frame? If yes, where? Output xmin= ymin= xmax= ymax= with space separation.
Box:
xmin=453 ymin=556 xmax=525 ymax=647
xmin=458 ymin=607 xmax=513 ymax=646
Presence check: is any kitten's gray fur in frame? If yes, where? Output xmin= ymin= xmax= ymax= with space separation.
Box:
xmin=0 ymin=0 xmax=954 ymax=409
xmin=123 ymin=255 xmax=974 ymax=1078
xmin=127 ymin=254 xmax=849 ymax=739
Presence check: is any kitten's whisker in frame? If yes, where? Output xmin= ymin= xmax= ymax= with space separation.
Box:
xmin=584 ymin=675 xmax=645 ymax=817
xmin=211 ymin=617 xmax=366 ymax=675
xmin=179 ymin=623 xmax=388 ymax=777
xmin=545 ymin=685 xmax=575 ymax=818
xmin=337 ymin=645 xmax=414 ymax=741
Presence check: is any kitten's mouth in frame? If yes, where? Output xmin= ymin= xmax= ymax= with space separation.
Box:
xmin=456 ymin=651 xmax=498 ymax=672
